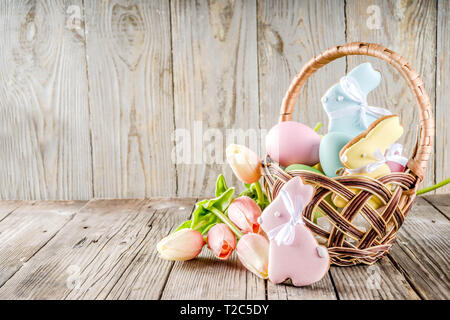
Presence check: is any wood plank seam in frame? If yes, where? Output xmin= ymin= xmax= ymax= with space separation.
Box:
xmin=157 ymin=252 xmax=175 ymax=300
xmin=387 ymin=197 xmax=449 ymax=299
xmin=327 ymin=270 xmax=341 ymax=300
xmin=157 ymin=198 xmax=198 ymax=300
xmin=81 ymin=0 xmax=95 ymax=199
xmin=433 ymin=0 xmax=437 ymax=192
xmin=386 ymin=253 xmax=425 ymax=300
xmin=61 ymin=199 xmax=150 ymax=299
xmin=344 ymin=0 xmax=348 ymax=74
xmin=168 ymin=0 xmax=179 ymax=197
xmin=422 ymin=197 xmax=450 ymax=222
xmin=100 ymin=207 xmax=161 ymax=300
xmin=255 ymin=0 xmax=262 ymax=158
xmin=0 ymin=200 xmax=89 ymax=290
xmin=264 ymin=277 xmax=267 ymax=301
xmin=0 ymin=202 xmax=28 ymax=224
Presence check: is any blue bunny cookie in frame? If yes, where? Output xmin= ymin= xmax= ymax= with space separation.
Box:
xmin=319 ymin=62 xmax=391 ymax=177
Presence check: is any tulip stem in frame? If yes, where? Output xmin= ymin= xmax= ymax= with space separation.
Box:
xmin=416 ymin=178 xmax=450 ymax=195
xmin=313 ymin=122 xmax=323 ymax=133
xmin=254 ymin=181 xmax=264 ymax=208
xmin=209 ymin=207 xmax=244 ymax=240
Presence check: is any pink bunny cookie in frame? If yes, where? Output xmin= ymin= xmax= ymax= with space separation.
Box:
xmin=259 ymin=177 xmax=330 ymax=286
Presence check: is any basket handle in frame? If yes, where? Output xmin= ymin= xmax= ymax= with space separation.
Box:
xmin=279 ymin=42 xmax=434 ymax=181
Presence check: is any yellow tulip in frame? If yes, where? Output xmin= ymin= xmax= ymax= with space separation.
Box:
xmin=226 ymin=144 xmax=262 ymax=184
xmin=236 ymin=233 xmax=269 ymax=279
xmin=157 ymin=229 xmax=204 ymax=261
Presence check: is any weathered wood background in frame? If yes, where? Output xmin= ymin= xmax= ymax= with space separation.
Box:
xmin=0 ymin=0 xmax=448 ymax=200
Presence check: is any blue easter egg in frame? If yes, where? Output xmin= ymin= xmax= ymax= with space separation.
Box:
xmin=319 ymin=132 xmax=353 ymax=177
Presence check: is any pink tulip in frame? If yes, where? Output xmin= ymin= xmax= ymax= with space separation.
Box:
xmin=226 ymin=144 xmax=262 ymax=184
xmin=207 ymin=224 xmax=236 ymax=260
xmin=157 ymin=229 xmax=204 ymax=261
xmin=228 ymin=196 xmax=262 ymax=233
xmin=236 ymin=233 xmax=269 ymax=279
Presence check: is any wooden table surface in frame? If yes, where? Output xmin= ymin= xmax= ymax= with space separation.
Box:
xmin=0 ymin=195 xmax=448 ymax=300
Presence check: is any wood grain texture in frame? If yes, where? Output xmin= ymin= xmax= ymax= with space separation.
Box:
xmin=0 ymin=0 xmax=92 ymax=200
xmin=0 ymin=200 xmax=86 ymax=289
xmin=267 ymin=273 xmax=337 ymax=300
xmin=258 ymin=0 xmax=346 ymax=142
xmin=424 ymin=194 xmax=450 ymax=219
xmin=84 ymin=0 xmax=176 ymax=198
xmin=0 ymin=1 xmax=447 ymax=199
xmin=330 ymin=257 xmax=419 ymax=300
xmin=103 ymin=198 xmax=196 ymax=300
xmin=435 ymin=0 xmax=450 ymax=193
xmin=388 ymin=197 xmax=450 ymax=299
xmin=0 ymin=199 xmax=146 ymax=299
xmin=0 ymin=200 xmax=24 ymax=221
xmin=171 ymin=0 xmax=259 ymax=197
xmin=0 ymin=196 xmax=447 ymax=299
xmin=161 ymin=249 xmax=266 ymax=300
xmin=258 ymin=0 xmax=345 ymax=146
xmin=345 ymin=0 xmax=437 ymax=190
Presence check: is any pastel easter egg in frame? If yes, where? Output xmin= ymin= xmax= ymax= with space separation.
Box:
xmin=285 ymin=164 xmax=324 ymax=175
xmin=319 ymin=132 xmax=353 ymax=177
xmin=266 ymin=121 xmax=321 ymax=167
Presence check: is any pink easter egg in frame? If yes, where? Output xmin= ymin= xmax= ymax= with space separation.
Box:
xmin=266 ymin=121 xmax=321 ymax=167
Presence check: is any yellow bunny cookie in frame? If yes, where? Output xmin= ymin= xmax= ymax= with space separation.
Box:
xmin=332 ymin=115 xmax=404 ymax=209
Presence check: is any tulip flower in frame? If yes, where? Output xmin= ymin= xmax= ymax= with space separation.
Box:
xmin=236 ymin=233 xmax=269 ymax=279
xmin=226 ymin=144 xmax=267 ymax=209
xmin=228 ymin=196 xmax=262 ymax=233
xmin=226 ymin=144 xmax=262 ymax=184
xmin=157 ymin=229 xmax=204 ymax=261
xmin=207 ymin=224 xmax=236 ymax=260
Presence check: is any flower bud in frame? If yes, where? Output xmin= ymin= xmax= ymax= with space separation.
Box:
xmin=157 ymin=229 xmax=204 ymax=261
xmin=226 ymin=144 xmax=262 ymax=184
xmin=228 ymin=196 xmax=262 ymax=233
xmin=207 ymin=224 xmax=236 ymax=260
xmin=236 ymin=233 xmax=269 ymax=279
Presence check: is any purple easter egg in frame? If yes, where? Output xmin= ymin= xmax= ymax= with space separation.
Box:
xmin=266 ymin=121 xmax=321 ymax=167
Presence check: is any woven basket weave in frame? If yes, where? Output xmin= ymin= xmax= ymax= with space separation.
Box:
xmin=262 ymin=42 xmax=434 ymax=266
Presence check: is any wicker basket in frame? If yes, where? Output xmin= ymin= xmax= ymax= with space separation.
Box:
xmin=262 ymin=42 xmax=434 ymax=266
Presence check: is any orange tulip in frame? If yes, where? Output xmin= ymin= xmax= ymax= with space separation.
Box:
xmin=157 ymin=229 xmax=204 ymax=261
xmin=226 ymin=144 xmax=262 ymax=184
xmin=207 ymin=224 xmax=236 ymax=260
xmin=228 ymin=196 xmax=262 ymax=233
xmin=236 ymin=233 xmax=269 ymax=279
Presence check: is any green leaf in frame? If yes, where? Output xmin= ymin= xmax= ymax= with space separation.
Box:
xmin=190 ymin=187 xmax=236 ymax=235
xmin=190 ymin=201 xmax=217 ymax=233
xmin=215 ymin=174 xmax=229 ymax=197
xmin=203 ymin=187 xmax=235 ymax=212
xmin=239 ymin=182 xmax=269 ymax=210
xmin=174 ymin=220 xmax=192 ymax=232
xmin=201 ymin=222 xmax=217 ymax=236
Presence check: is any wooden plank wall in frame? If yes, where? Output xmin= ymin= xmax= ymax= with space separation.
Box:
xmin=0 ymin=0 xmax=448 ymax=200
